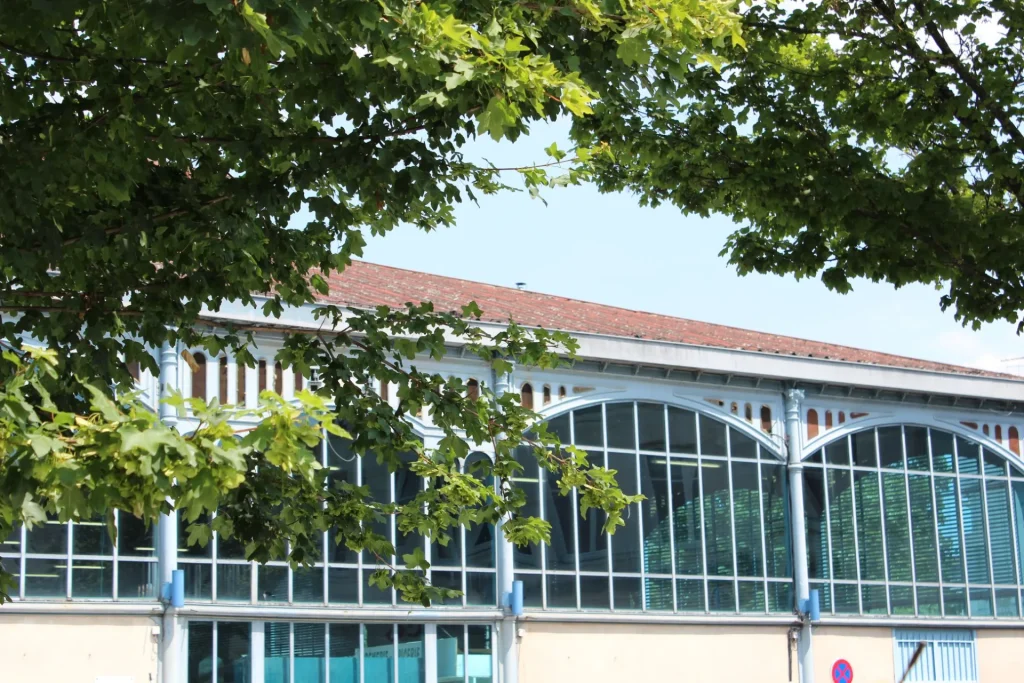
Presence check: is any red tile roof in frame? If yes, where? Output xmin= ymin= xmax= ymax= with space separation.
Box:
xmin=319 ymin=261 xmax=1014 ymax=379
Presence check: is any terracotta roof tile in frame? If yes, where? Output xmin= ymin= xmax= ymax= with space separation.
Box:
xmin=318 ymin=261 xmax=1015 ymax=380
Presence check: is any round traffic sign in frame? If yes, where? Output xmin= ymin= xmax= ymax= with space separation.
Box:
xmin=831 ymin=659 xmax=853 ymax=683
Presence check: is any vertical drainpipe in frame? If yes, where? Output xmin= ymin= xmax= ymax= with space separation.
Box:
xmin=157 ymin=340 xmax=183 ymax=683
xmin=493 ymin=362 xmax=518 ymax=683
xmin=784 ymin=387 xmax=814 ymax=683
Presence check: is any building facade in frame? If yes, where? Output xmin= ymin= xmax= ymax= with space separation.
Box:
xmin=2 ymin=262 xmax=1024 ymax=683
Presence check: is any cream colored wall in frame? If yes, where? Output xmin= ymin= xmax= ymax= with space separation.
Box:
xmin=977 ymin=629 xmax=1024 ymax=682
xmin=519 ymin=622 xmax=793 ymax=683
xmin=812 ymin=626 xmax=893 ymax=683
xmin=0 ymin=614 xmax=159 ymax=683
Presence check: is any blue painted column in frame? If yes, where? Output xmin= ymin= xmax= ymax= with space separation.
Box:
xmin=493 ymin=362 xmax=518 ymax=683
xmin=784 ymin=387 xmax=814 ymax=683
xmin=157 ymin=340 xmax=184 ymax=683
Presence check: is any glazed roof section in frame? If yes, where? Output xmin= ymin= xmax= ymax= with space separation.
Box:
xmin=318 ymin=261 xmax=1015 ymax=380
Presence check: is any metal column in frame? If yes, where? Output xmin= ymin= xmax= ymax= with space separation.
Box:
xmin=157 ymin=340 xmax=184 ymax=683
xmin=493 ymin=363 xmax=518 ymax=683
xmin=784 ymin=387 xmax=814 ymax=683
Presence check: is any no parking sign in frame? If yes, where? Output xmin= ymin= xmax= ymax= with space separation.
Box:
xmin=832 ymin=659 xmax=854 ymax=683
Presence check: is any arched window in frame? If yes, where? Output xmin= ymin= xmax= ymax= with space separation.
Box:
xmin=258 ymin=360 xmax=267 ymax=393
xmin=543 ymin=385 xmax=552 ymax=405
xmin=127 ymin=361 xmax=140 ymax=381
xmin=191 ymin=352 xmax=207 ymax=400
xmin=521 ymin=383 xmax=534 ymax=410
xmin=466 ymin=378 xmax=479 ymax=402
xmin=237 ymin=362 xmax=247 ymax=405
xmin=219 ymin=357 xmax=228 ymax=404
xmin=512 ymin=401 xmax=788 ymax=614
xmin=805 ymin=425 xmax=1024 ymax=619
xmin=294 ymin=369 xmax=303 ymax=393
xmin=379 ymin=379 xmax=388 ymax=402
xmin=274 ymin=361 xmax=283 ymax=394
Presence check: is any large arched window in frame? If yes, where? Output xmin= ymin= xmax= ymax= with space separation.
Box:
xmin=805 ymin=425 xmax=1024 ymax=619
xmin=512 ymin=401 xmax=791 ymax=614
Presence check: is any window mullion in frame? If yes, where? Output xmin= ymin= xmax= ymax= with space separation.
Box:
xmin=821 ymin=461 xmax=835 ymax=614
xmin=926 ymin=430 xmax=946 ymax=615
xmin=952 ymin=438 xmax=971 ymax=617
xmin=900 ymin=427 xmax=918 ymax=616
xmin=634 ymin=402 xmax=646 ymax=612
xmin=663 ymin=405 xmax=678 ymax=612
xmin=725 ymin=427 xmax=739 ymax=613
xmin=696 ymin=412 xmax=709 ymax=613
xmin=875 ymin=429 xmax=891 ymax=615
xmin=755 ymin=448 xmax=769 ymax=614
xmin=847 ymin=435 xmax=863 ymax=614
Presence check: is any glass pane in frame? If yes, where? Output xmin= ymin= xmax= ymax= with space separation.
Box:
xmin=877 ymin=427 xmax=903 ymax=469
xmin=956 ymin=436 xmax=981 ymax=474
xmin=984 ymin=450 xmax=1007 ymax=477
xmin=640 ymin=455 xmax=672 ymax=575
xmin=917 ymin=586 xmax=941 ymax=616
xmin=986 ymin=480 xmax=1016 ymax=584
xmin=707 ymin=579 xmax=735 ymax=612
xmin=995 ymin=588 xmax=1019 ymax=617
xmin=467 ymin=625 xmax=493 ymax=683
xmin=731 ymin=461 xmax=763 ymax=577
xmin=671 ymin=456 xmax=703 ymax=576
xmin=828 ymin=469 xmax=857 ymax=581
xmin=464 ymin=453 xmax=495 ymax=569
xmin=118 ymin=560 xmax=158 ymax=599
xmin=810 ymin=582 xmax=832 ymax=614
xmin=1014 ymin=482 xmax=1024 ymax=583
xmin=636 ymin=403 xmax=666 ymax=452
xmin=327 ymin=431 xmax=359 ymax=565
xmin=737 ymin=580 xmax=765 ymax=613
xmin=26 ymin=520 xmax=67 ymax=555
xmin=644 ymin=577 xmax=673 ymax=611
xmin=364 ymin=624 xmax=395 ymax=683
xmin=545 ymin=470 xmax=578 ymax=572
xmin=515 ymin=572 xmax=542 ymax=608
xmin=118 ymin=514 xmax=155 ymax=556
xmin=833 ymin=583 xmax=860 ymax=614
xmin=431 ymin=570 xmax=461 ymax=606
xmin=861 ymin=584 xmax=887 ymax=615
xmin=394 ymin=451 xmax=424 ymax=561
xmin=294 ymin=623 xmax=326 ymax=683
xmin=546 ymin=574 xmax=576 ymax=609
xmin=180 ymin=514 xmax=212 ymax=559
xmin=293 ymin=566 xmax=323 ymax=603
xmin=183 ymin=563 xmax=212 ymax=600
xmin=612 ymin=576 xmax=641 ymax=610
xmin=397 ymin=625 xmax=424 ymax=683
xmin=931 ymin=431 xmax=955 ymax=473
xmin=72 ymin=559 xmax=113 ymax=597
xmin=761 ymin=464 xmax=789 ymax=579
xmin=265 ymin=622 xmax=291 ymax=683
xmin=605 ymin=402 xmax=635 ymax=450
xmin=436 ymin=625 xmax=464 ymax=683
xmin=465 ymin=572 xmax=496 ymax=606
xmin=579 ymin=574 xmax=610 ymax=609
xmin=667 ymin=408 xmax=697 ymax=454
xmin=608 ymin=451 xmax=638 ymax=573
xmin=943 ymin=587 xmax=968 ymax=617
xmin=851 ymin=430 xmax=877 ymax=468
xmin=363 ymin=568 xmax=392 ymax=605
xmin=217 ymin=563 xmax=252 ymax=602
xmin=730 ymin=429 xmax=758 ymax=460
xmin=259 ymin=565 xmax=289 ymax=602
xmin=904 ymin=427 xmax=930 ymax=471
xmin=361 ymin=450 xmax=392 ymax=565
xmin=960 ymin=478 xmax=990 ymax=583
xmin=676 ymin=578 xmax=704 ymax=612
xmin=970 ymin=587 xmax=993 ymax=617
xmin=699 ymin=415 xmax=727 ymax=456
xmin=188 ymin=622 xmax=214 ymax=683
xmin=935 ymin=477 xmax=965 ymax=583
xmin=545 ymin=414 xmax=571 ymax=443
xmin=908 ymin=475 xmax=940 ymax=582
xmin=890 ymin=585 xmax=914 ymax=615
xmin=702 ymin=461 xmax=733 ymax=576
xmin=768 ymin=582 xmax=794 ymax=614
xmin=572 ymin=406 xmax=604 ymax=448
xmin=855 ymin=471 xmax=885 ymax=581
xmin=329 ymin=623 xmax=360 ymax=683
xmin=825 ymin=438 xmax=850 ymax=466
xmin=218 ymin=622 xmax=252 ymax=683
xmin=804 ymin=468 xmax=829 ymax=580
xmin=882 ymin=473 xmax=912 ymax=581
xmin=2 ymin=524 xmax=21 ymax=553
xmin=327 ymin=567 xmax=358 ymax=604
xmin=73 ymin=519 xmax=112 ymax=556
xmin=24 ymin=557 xmax=65 ymax=597
xmin=512 ymin=446 xmax=542 ymax=569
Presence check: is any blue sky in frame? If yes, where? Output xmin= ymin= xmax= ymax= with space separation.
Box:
xmin=351 ymin=119 xmax=1023 ymax=374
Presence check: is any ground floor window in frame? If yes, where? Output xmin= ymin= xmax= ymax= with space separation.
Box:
xmin=894 ymin=629 xmax=977 ymax=682
xmin=187 ymin=621 xmax=495 ymax=683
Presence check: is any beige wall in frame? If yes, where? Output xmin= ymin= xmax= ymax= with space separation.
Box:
xmin=0 ymin=614 xmax=159 ymax=683
xmin=812 ymin=626 xmax=894 ymax=683
xmin=977 ymin=629 xmax=1024 ymax=682
xmin=519 ymin=622 xmax=793 ymax=683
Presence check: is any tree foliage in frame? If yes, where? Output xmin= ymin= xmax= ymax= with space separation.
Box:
xmin=578 ymin=0 xmax=1024 ymax=331
xmin=0 ymin=0 xmax=745 ymax=603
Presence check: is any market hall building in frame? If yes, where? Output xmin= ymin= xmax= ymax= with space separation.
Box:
xmin=3 ymin=261 xmax=1024 ymax=683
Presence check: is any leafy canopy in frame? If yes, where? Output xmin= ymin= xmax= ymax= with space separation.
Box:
xmin=0 ymin=0 xmax=743 ymax=603
xmin=578 ymin=0 xmax=1024 ymax=331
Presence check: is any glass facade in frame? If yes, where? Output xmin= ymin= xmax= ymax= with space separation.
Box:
xmin=0 ymin=511 xmax=157 ymax=600
xmin=177 ymin=434 xmax=496 ymax=607
xmin=512 ymin=401 xmax=792 ymax=613
xmin=187 ymin=622 xmax=493 ymax=683
xmin=806 ymin=426 xmax=1024 ymax=618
